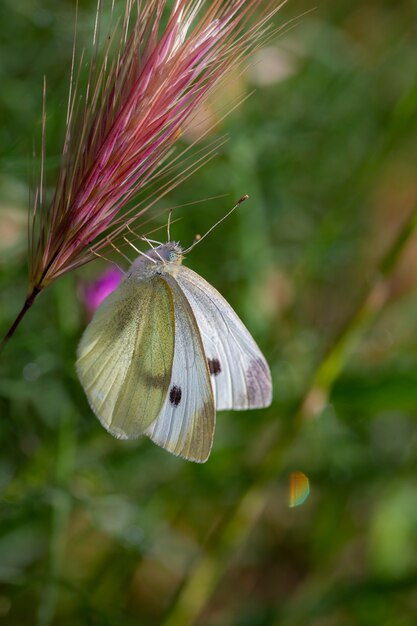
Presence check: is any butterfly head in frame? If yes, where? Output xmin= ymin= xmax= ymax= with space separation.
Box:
xmin=129 ymin=242 xmax=183 ymax=278
xmin=156 ymin=242 xmax=183 ymax=264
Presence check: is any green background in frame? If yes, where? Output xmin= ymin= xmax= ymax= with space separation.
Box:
xmin=2 ymin=1 xmax=417 ymax=624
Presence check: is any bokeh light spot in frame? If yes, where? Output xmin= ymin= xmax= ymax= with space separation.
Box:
xmin=288 ymin=471 xmax=310 ymax=508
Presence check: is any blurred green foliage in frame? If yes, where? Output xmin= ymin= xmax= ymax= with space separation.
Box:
xmin=2 ymin=1 xmax=417 ymax=625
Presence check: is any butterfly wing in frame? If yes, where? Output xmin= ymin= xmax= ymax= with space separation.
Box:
xmin=144 ymin=274 xmax=215 ymax=463
xmin=175 ymin=266 xmax=272 ymax=410
xmin=76 ymin=275 xmax=175 ymax=438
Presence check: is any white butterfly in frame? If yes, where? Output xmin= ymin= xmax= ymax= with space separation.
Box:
xmin=76 ymin=242 xmax=272 ymax=463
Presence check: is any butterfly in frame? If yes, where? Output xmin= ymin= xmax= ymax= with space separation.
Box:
xmin=76 ymin=239 xmax=272 ymax=463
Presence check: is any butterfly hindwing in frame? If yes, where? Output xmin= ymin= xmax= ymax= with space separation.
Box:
xmin=144 ymin=273 xmax=215 ymax=463
xmin=175 ymin=266 xmax=272 ymax=410
xmin=76 ymin=275 xmax=175 ymax=438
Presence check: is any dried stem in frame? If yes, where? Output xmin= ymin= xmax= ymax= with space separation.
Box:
xmin=0 ymin=286 xmax=42 ymax=356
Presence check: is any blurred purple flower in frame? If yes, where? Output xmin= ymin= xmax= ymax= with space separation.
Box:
xmin=82 ymin=267 xmax=124 ymax=317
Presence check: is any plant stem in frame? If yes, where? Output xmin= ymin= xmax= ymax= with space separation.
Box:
xmin=0 ymin=285 xmax=42 ymax=355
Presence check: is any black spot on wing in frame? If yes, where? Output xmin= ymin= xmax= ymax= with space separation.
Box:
xmin=169 ymin=385 xmax=182 ymax=407
xmin=208 ymin=358 xmax=221 ymax=376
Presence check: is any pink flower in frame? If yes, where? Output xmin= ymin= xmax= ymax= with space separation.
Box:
xmin=1 ymin=0 xmax=282 ymax=354
xmin=29 ymin=0 xmax=282 ymax=290
xmin=82 ymin=267 xmax=124 ymax=317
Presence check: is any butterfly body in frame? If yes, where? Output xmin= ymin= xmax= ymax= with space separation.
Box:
xmin=128 ymin=241 xmax=184 ymax=279
xmin=77 ymin=242 xmax=272 ymax=462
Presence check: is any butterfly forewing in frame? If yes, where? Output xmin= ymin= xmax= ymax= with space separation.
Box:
xmin=144 ymin=274 xmax=215 ymax=463
xmin=175 ymin=266 xmax=272 ymax=410
xmin=76 ymin=275 xmax=175 ymax=438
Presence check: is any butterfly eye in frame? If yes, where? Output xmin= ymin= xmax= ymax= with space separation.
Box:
xmin=207 ymin=358 xmax=221 ymax=376
xmin=169 ymin=385 xmax=182 ymax=407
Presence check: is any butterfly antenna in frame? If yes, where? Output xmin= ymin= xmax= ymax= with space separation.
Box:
xmin=183 ymin=195 xmax=249 ymax=254
xmin=167 ymin=208 xmax=173 ymax=242
xmin=142 ymin=216 xmax=183 ymax=240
